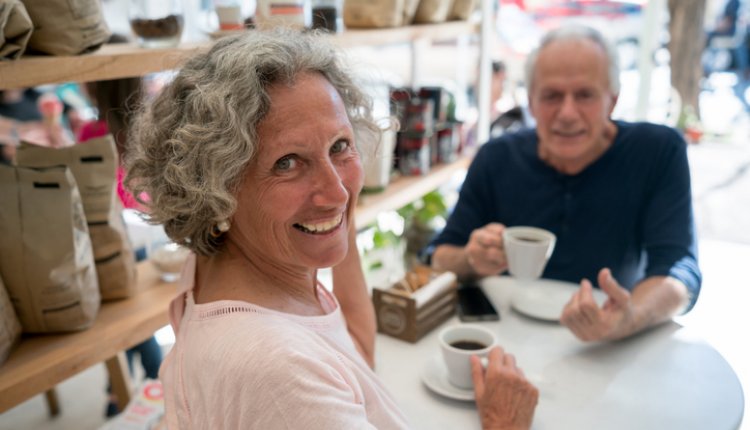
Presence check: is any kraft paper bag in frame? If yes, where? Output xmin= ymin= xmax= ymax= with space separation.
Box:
xmin=344 ymin=0 xmax=404 ymax=28
xmin=20 ymin=0 xmax=110 ymax=55
xmin=448 ymin=0 xmax=476 ymax=21
xmin=413 ymin=0 xmax=452 ymax=23
xmin=16 ymin=136 xmax=137 ymax=301
xmin=0 ymin=275 xmax=22 ymax=365
xmin=403 ymin=0 xmax=421 ymax=25
xmin=0 ymin=0 xmax=32 ymax=60
xmin=0 ymin=164 xmax=100 ymax=333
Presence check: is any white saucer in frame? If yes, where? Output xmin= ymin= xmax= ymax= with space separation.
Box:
xmin=421 ymin=355 xmax=475 ymax=402
xmin=511 ymin=278 xmax=607 ymax=321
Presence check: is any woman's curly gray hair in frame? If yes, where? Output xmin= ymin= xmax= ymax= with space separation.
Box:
xmin=125 ymin=28 xmax=378 ymax=256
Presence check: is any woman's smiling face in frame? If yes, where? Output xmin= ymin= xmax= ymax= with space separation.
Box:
xmin=228 ymin=72 xmax=363 ymax=271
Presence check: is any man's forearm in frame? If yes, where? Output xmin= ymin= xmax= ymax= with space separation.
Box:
xmin=627 ymin=276 xmax=690 ymax=334
xmin=431 ymin=244 xmax=476 ymax=281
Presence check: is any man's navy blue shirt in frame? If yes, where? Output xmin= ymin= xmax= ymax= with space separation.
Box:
xmin=430 ymin=120 xmax=702 ymax=310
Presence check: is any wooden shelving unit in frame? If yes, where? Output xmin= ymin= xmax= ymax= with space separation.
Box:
xmin=0 ymin=22 xmax=477 ymax=90
xmin=355 ymin=157 xmax=471 ymax=229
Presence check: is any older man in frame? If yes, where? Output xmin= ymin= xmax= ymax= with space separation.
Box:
xmin=430 ymin=25 xmax=701 ymax=342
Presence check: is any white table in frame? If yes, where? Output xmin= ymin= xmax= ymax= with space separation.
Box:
xmin=375 ymin=276 xmax=745 ymax=430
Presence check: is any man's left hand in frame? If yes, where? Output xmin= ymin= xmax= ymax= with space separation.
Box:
xmin=560 ymin=268 xmax=636 ymax=341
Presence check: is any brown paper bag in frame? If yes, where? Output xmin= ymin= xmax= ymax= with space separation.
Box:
xmin=0 ymin=164 xmax=100 ymax=333
xmin=448 ymin=0 xmax=476 ymax=21
xmin=16 ymin=136 xmax=137 ymax=301
xmin=20 ymin=0 xmax=110 ymax=55
xmin=403 ymin=0 xmax=421 ymax=25
xmin=0 ymin=275 xmax=22 ymax=365
xmin=0 ymin=0 xmax=32 ymax=60
xmin=413 ymin=0 xmax=452 ymax=23
xmin=344 ymin=0 xmax=404 ymax=28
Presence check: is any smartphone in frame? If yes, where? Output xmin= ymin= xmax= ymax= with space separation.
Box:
xmin=456 ymin=283 xmax=500 ymax=322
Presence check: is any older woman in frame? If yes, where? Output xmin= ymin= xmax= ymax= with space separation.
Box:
xmin=126 ymin=29 xmax=538 ymax=429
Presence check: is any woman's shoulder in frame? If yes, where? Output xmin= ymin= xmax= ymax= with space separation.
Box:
xmin=182 ymin=308 xmax=342 ymax=366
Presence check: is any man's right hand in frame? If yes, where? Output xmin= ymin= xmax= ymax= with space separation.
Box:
xmin=472 ymin=346 xmax=539 ymax=430
xmin=465 ymin=223 xmax=508 ymax=277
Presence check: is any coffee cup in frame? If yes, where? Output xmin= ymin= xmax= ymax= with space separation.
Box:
xmin=503 ymin=226 xmax=556 ymax=281
xmin=439 ymin=324 xmax=497 ymax=389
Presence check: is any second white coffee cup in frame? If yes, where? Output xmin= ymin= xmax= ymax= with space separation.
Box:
xmin=439 ymin=324 xmax=497 ymax=389
xmin=503 ymin=226 xmax=556 ymax=281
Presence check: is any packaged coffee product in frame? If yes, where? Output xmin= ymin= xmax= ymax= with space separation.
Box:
xmin=20 ymin=0 xmax=110 ymax=55
xmin=343 ymin=0 xmax=404 ymax=28
xmin=0 ymin=275 xmax=22 ymax=365
xmin=448 ymin=0 xmax=477 ymax=20
xmin=311 ymin=0 xmax=340 ymax=32
xmin=16 ymin=136 xmax=137 ymax=301
xmin=402 ymin=0 xmax=421 ymax=25
xmin=413 ymin=0 xmax=452 ymax=24
xmin=0 ymin=0 xmax=33 ymax=60
xmin=0 ymin=164 xmax=100 ymax=333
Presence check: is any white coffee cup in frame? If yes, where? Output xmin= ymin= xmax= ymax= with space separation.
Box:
xmin=503 ymin=226 xmax=556 ymax=281
xmin=439 ymin=325 xmax=497 ymax=389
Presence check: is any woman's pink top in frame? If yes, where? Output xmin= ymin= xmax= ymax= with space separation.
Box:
xmin=160 ymin=255 xmax=411 ymax=429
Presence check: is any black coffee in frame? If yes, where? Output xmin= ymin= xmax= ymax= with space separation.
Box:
xmin=516 ymin=236 xmax=541 ymax=243
xmin=450 ymin=340 xmax=487 ymax=350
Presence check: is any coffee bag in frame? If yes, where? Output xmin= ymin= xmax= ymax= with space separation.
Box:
xmin=0 ymin=275 xmax=22 ymax=365
xmin=16 ymin=136 xmax=137 ymax=301
xmin=20 ymin=0 xmax=110 ymax=55
xmin=0 ymin=164 xmax=100 ymax=333
xmin=0 ymin=0 xmax=33 ymax=59
xmin=343 ymin=0 xmax=404 ymax=28
xmin=413 ymin=0 xmax=452 ymax=24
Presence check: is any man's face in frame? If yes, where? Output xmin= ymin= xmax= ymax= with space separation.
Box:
xmin=528 ymin=38 xmax=618 ymax=173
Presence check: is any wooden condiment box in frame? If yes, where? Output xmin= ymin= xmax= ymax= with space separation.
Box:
xmin=372 ymin=274 xmax=457 ymax=343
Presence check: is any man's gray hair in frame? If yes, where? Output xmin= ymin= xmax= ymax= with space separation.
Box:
xmin=524 ymin=25 xmax=620 ymax=94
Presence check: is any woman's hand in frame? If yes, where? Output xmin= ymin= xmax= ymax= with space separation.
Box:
xmin=471 ymin=346 xmax=538 ymax=430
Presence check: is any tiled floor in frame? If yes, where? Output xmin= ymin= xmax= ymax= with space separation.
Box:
xmin=2 ymin=54 xmax=750 ymax=430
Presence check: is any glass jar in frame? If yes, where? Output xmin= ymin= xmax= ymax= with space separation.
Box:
xmin=129 ymin=0 xmax=184 ymax=49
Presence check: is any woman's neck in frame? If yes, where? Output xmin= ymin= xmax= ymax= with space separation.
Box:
xmin=193 ymin=242 xmax=324 ymax=316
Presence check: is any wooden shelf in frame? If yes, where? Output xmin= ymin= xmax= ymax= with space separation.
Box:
xmin=355 ymin=157 xmax=471 ymax=229
xmin=0 ymin=42 xmax=204 ymax=90
xmin=0 ymin=22 xmax=477 ymax=90
xmin=329 ymin=21 xmax=477 ymax=48
xmin=0 ymin=262 xmax=174 ymax=413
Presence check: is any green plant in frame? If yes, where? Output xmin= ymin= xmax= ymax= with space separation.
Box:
xmin=397 ymin=190 xmax=448 ymax=229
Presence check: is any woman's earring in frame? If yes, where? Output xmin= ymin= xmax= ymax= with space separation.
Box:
xmin=211 ymin=219 xmax=231 ymax=238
